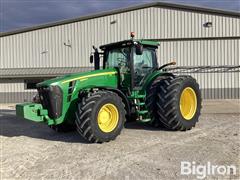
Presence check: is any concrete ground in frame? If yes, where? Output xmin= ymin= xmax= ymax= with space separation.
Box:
xmin=0 ymin=100 xmax=239 ymax=180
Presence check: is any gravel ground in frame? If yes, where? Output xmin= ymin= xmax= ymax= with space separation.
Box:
xmin=0 ymin=100 xmax=239 ymax=180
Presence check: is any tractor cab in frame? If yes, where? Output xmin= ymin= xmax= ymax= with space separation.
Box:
xmin=91 ymin=34 xmax=159 ymax=89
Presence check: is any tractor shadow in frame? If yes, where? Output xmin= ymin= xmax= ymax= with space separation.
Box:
xmin=0 ymin=109 xmax=88 ymax=143
xmin=0 ymin=109 xmax=170 ymax=143
xmin=125 ymin=120 xmax=170 ymax=131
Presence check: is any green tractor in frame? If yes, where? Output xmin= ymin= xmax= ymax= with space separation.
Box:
xmin=16 ymin=33 xmax=201 ymax=143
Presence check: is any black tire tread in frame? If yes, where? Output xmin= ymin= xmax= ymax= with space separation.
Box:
xmin=156 ymin=75 xmax=202 ymax=131
xmin=145 ymin=76 xmax=169 ymax=127
xmin=75 ymin=90 xmax=126 ymax=143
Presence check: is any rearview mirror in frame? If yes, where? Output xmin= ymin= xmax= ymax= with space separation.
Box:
xmin=135 ymin=44 xmax=143 ymax=55
xmin=90 ymin=46 xmax=100 ymax=70
xmin=90 ymin=55 xmax=94 ymax=63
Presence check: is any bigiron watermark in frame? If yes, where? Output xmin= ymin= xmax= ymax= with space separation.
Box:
xmin=181 ymin=161 xmax=237 ymax=179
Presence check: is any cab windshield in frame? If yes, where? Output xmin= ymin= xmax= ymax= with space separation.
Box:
xmin=105 ymin=47 xmax=130 ymax=68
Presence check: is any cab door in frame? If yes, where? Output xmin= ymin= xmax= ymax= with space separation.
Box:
xmin=105 ymin=47 xmax=131 ymax=88
xmin=132 ymin=47 xmax=158 ymax=87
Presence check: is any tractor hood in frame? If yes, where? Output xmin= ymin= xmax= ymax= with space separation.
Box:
xmin=37 ymin=68 xmax=118 ymax=88
xmin=29 ymin=68 xmax=118 ymax=125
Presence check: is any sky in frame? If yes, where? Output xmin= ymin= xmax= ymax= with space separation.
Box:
xmin=0 ymin=0 xmax=239 ymax=32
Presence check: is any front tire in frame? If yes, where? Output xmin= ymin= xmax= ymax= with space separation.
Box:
xmin=75 ymin=90 xmax=126 ymax=143
xmin=155 ymin=75 xmax=201 ymax=130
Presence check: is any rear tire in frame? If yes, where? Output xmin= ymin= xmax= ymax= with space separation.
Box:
xmin=75 ymin=90 xmax=126 ymax=143
xmin=155 ymin=75 xmax=201 ymax=130
xmin=145 ymin=77 xmax=167 ymax=127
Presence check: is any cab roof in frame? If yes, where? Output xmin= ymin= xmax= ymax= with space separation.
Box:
xmin=99 ymin=39 xmax=159 ymax=50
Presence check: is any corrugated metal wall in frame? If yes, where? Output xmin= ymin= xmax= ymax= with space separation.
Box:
xmin=1 ymin=7 xmax=239 ymax=68
xmin=158 ymin=39 xmax=240 ymax=98
xmin=0 ymin=79 xmax=37 ymax=103
xmin=0 ymin=7 xmax=239 ymax=102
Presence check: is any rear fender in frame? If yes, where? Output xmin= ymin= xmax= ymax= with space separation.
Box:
xmin=141 ymin=71 xmax=174 ymax=91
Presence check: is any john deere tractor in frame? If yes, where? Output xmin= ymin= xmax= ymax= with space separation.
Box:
xmin=16 ymin=33 xmax=201 ymax=143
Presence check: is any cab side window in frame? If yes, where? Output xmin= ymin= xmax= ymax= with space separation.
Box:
xmin=134 ymin=49 xmax=153 ymax=69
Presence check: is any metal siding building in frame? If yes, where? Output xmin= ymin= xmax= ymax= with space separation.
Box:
xmin=0 ymin=2 xmax=239 ymax=103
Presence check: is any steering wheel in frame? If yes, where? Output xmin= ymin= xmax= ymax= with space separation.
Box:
xmin=117 ymin=58 xmax=127 ymax=66
xmin=134 ymin=62 xmax=143 ymax=74
xmin=135 ymin=67 xmax=142 ymax=75
xmin=135 ymin=63 xmax=151 ymax=73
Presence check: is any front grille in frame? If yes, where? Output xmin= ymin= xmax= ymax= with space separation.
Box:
xmin=38 ymin=86 xmax=63 ymax=119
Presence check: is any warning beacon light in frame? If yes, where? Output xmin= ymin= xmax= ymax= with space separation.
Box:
xmin=130 ymin=32 xmax=135 ymax=39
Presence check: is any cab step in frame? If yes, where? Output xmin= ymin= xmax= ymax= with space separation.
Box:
xmin=136 ymin=95 xmax=146 ymax=99
xmin=128 ymin=95 xmax=146 ymax=99
xmin=140 ymin=118 xmax=151 ymax=122
xmin=137 ymin=110 xmax=148 ymax=115
xmin=136 ymin=102 xmax=145 ymax=106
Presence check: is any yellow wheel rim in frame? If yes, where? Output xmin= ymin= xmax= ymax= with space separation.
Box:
xmin=180 ymin=87 xmax=197 ymax=120
xmin=97 ymin=103 xmax=119 ymax=133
